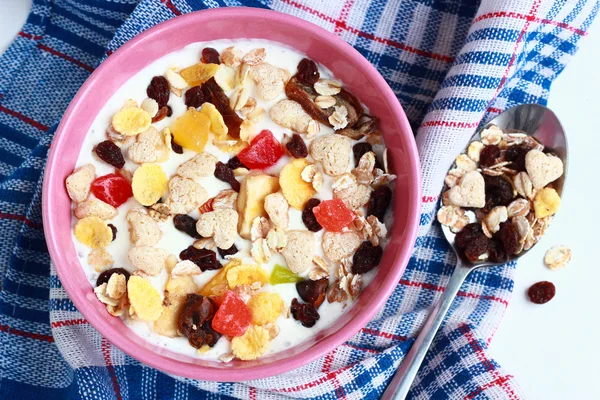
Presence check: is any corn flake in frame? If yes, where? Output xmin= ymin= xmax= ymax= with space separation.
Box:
xmin=248 ymin=292 xmax=284 ymax=326
xmin=74 ymin=216 xmax=113 ymax=248
xmin=132 ymin=163 xmax=168 ymax=206
xmin=112 ymin=106 xmax=151 ymax=136
xmin=226 ymin=264 xmax=269 ymax=288
xmin=231 ymin=325 xmax=270 ymax=361
xmin=127 ymin=276 xmax=164 ymax=321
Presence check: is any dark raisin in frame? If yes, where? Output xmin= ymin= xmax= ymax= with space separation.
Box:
xmin=455 ymin=223 xmax=484 ymax=249
xmin=367 ymin=186 xmax=392 ymax=221
xmin=166 ymin=105 xmax=173 ymax=117
xmin=214 ymin=161 xmax=240 ymax=192
xmin=302 ymin=198 xmax=322 ymax=232
xmin=177 ymin=294 xmax=220 ymax=348
xmin=296 ymin=279 xmax=329 ymax=309
xmin=218 ymin=244 xmax=238 ymax=258
xmin=285 ymin=134 xmax=308 ymax=158
xmin=180 ymin=246 xmax=222 ymax=271
xmin=479 ymin=145 xmax=501 ymax=168
xmin=96 ymin=268 xmax=130 ymax=287
xmin=504 ymin=143 xmax=529 ymax=172
xmin=108 ymin=224 xmax=117 ymax=241
xmin=352 ymin=242 xmax=383 ymax=274
xmin=173 ymin=214 xmax=202 ymax=239
xmin=290 ymin=298 xmax=320 ymax=327
xmin=484 ymin=175 xmax=514 ymax=210
xmin=353 ymin=143 xmax=372 ymax=166
xmin=296 ymin=58 xmax=320 ymax=86
xmin=170 ymin=134 xmax=183 ymax=154
xmin=488 ymin=239 xmax=508 ymax=263
xmin=527 ymin=281 xmax=555 ymax=304
xmin=184 ymin=86 xmax=206 ymax=108
xmin=95 ymin=140 xmax=125 ymax=168
xmin=146 ymin=76 xmax=170 ymax=107
xmin=495 ymin=222 xmax=520 ymax=255
xmin=201 ymin=47 xmax=220 ymax=64
xmin=226 ymin=156 xmax=246 ymax=170
xmin=152 ymin=106 xmax=169 ymax=123
xmin=202 ymin=78 xmax=243 ymax=139
xmin=463 ymin=235 xmax=491 ymax=263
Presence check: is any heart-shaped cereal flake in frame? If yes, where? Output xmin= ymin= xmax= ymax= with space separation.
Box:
xmin=448 ymin=170 xmax=485 ymax=208
xmin=525 ymin=150 xmax=563 ymax=189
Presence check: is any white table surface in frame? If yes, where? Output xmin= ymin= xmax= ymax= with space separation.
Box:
xmin=1 ymin=2 xmax=598 ymax=398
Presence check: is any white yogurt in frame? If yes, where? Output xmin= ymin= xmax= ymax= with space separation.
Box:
xmin=71 ymin=39 xmax=390 ymax=360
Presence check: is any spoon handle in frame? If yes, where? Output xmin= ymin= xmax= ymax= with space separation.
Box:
xmin=382 ymin=262 xmax=473 ymax=400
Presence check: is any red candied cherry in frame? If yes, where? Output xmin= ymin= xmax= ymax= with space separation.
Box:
xmin=90 ymin=173 xmax=132 ymax=208
xmin=313 ymin=199 xmax=355 ymax=232
xmin=237 ymin=130 xmax=284 ymax=169
xmin=211 ymin=291 xmax=252 ymax=337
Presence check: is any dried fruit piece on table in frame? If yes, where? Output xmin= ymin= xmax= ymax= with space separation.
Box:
xmin=112 ymin=106 xmax=151 ymax=136
xmin=309 ymin=134 xmax=352 ymax=176
xmin=290 ymin=298 xmax=320 ymax=328
xmin=285 ymin=134 xmax=308 ymax=159
xmin=201 ymin=47 xmax=220 ymax=64
xmin=200 ymin=102 xmax=228 ymax=138
xmin=178 ymin=294 xmax=220 ymax=348
xmin=74 ymin=198 xmax=117 ymax=220
xmin=96 ymin=268 xmax=130 ymax=287
xmin=296 ymin=58 xmax=320 ymax=86
xmin=226 ymin=264 xmax=269 ymax=288
xmin=231 ymin=325 xmax=270 ymax=360
xmin=201 ymin=78 xmax=243 ymax=139
xmin=367 ymin=186 xmax=392 ymax=221
xmin=184 ymin=86 xmax=206 ymax=108
xmin=527 ymin=281 xmax=555 ymax=304
xmin=281 ymin=230 xmax=315 ymax=274
xmin=296 ymin=278 xmax=329 ymax=309
xmin=352 ymin=241 xmax=383 ymax=274
xmin=173 ymin=214 xmax=202 ymax=238
xmin=74 ymin=216 xmax=113 ymax=248
xmin=180 ymin=246 xmax=222 ymax=271
xmin=212 ymin=290 xmax=252 ymax=337
xmin=322 ymin=231 xmax=362 ymax=262
xmin=179 ymin=62 xmax=219 ymax=86
xmin=533 ymin=187 xmax=561 ymax=218
xmin=525 ymin=150 xmax=564 ymax=189
xmin=302 ymin=198 xmax=322 ymax=232
xmin=269 ymin=264 xmax=302 ymax=285
xmin=237 ymin=130 xmax=284 ymax=170
xmin=313 ymin=199 xmax=354 ymax=232
xmin=544 ymin=245 xmax=572 ymax=270
xmin=131 ymin=164 xmax=167 ymax=206
xmin=196 ymin=209 xmax=238 ymax=249
xmin=126 ymin=209 xmax=162 ymax=246
xmin=147 ymin=76 xmax=170 ymax=107
xmin=279 ymin=158 xmax=316 ymax=210
xmin=94 ymin=140 xmax=125 ymax=168
xmin=248 ymin=292 xmax=284 ymax=325
xmin=237 ymin=172 xmax=280 ymax=238
xmin=66 ymin=164 xmax=95 ymax=203
xmin=127 ymin=276 xmax=164 ymax=321
xmin=214 ymin=161 xmax=240 ymax=192
xmin=171 ymin=108 xmax=211 ymax=153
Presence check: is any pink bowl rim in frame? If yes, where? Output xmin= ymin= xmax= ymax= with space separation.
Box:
xmin=42 ymin=7 xmax=422 ymax=381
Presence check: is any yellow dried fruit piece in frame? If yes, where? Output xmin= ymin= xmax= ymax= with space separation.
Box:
xmin=127 ymin=276 xmax=164 ymax=321
xmin=165 ymin=275 xmax=198 ymax=297
xmin=213 ymin=136 xmax=248 ymax=153
xmin=533 ymin=187 xmax=561 ymax=218
xmin=179 ymin=63 xmax=220 ymax=86
xmin=226 ymin=264 xmax=269 ymax=288
xmin=131 ymin=163 xmax=168 ymax=206
xmin=171 ymin=108 xmax=211 ymax=152
xmin=237 ymin=172 xmax=280 ymax=239
xmin=279 ymin=158 xmax=317 ymax=209
xmin=112 ymin=106 xmax=151 ymax=136
xmin=248 ymin=292 xmax=284 ymax=326
xmin=74 ymin=216 xmax=113 ymax=248
xmin=200 ymin=102 xmax=228 ymax=138
xmin=154 ymin=295 xmax=185 ymax=337
xmin=231 ymin=325 xmax=270 ymax=360
xmin=200 ymin=259 xmax=241 ymax=297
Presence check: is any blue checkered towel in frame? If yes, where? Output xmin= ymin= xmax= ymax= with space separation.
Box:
xmin=0 ymin=0 xmax=596 ymax=399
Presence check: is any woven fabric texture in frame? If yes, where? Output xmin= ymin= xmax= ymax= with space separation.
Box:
xmin=0 ymin=0 xmax=597 ymax=399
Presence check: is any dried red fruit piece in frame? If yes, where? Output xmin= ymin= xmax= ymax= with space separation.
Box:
xmin=108 ymin=224 xmax=117 ymax=241
xmin=302 ymin=198 xmax=322 ymax=232
xmin=173 ymin=214 xmax=202 ymax=239
xmin=94 ymin=140 xmax=125 ymax=168
xmin=226 ymin=156 xmax=246 ymax=170
xmin=313 ymin=199 xmax=354 ymax=232
xmin=285 ymin=134 xmax=308 ymax=158
xmin=296 ymin=278 xmax=329 ymax=309
xmin=170 ymin=134 xmax=183 ymax=154
xmin=352 ymin=241 xmax=383 ymax=274
xmin=488 ymin=239 xmax=507 ymax=263
xmin=91 ymin=173 xmax=133 ymax=208
xmin=212 ymin=291 xmax=252 ymax=337
xmin=178 ymin=294 xmax=220 ymax=348
xmin=180 ymin=246 xmax=222 ymax=271
xmin=527 ymin=281 xmax=555 ymax=304
xmin=147 ymin=76 xmax=170 ymax=107
xmin=214 ymin=161 xmax=240 ymax=192
xmin=184 ymin=86 xmax=206 ymax=109
xmin=455 ymin=223 xmax=484 ymax=249
xmin=96 ymin=268 xmax=130 ymax=287
xmin=201 ymin=47 xmax=220 ymax=64
xmin=367 ymin=186 xmax=392 ymax=222
xmin=463 ymin=235 xmax=491 ymax=262
xmin=238 ymin=130 xmax=284 ymax=170
xmin=202 ymin=78 xmax=242 ymax=138
xmin=151 ymin=106 xmax=169 ymax=123
xmin=217 ymin=244 xmax=238 ymax=258
xmin=484 ymin=175 xmax=514 ymax=210
xmin=494 ymin=221 xmax=520 ymax=255
xmin=296 ymin=58 xmax=320 ymax=86
xmin=290 ymin=298 xmax=320 ymax=328
xmin=479 ymin=145 xmax=501 ymax=168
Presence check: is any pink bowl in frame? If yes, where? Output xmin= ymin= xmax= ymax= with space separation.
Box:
xmin=42 ymin=7 xmax=421 ymax=381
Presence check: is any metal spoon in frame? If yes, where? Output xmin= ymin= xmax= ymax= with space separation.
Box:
xmin=382 ymin=104 xmax=567 ymax=400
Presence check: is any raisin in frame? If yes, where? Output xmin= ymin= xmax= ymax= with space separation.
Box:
xmin=495 ymin=222 xmax=520 ymax=255
xmin=463 ymin=235 xmax=491 ymax=263
xmin=226 ymin=156 xmax=246 ymax=170
xmin=96 ymin=268 xmax=130 ymax=287
xmin=488 ymin=239 xmax=507 ymax=263
xmin=217 ymin=244 xmax=238 ymax=258
xmin=353 ymin=143 xmax=372 ymax=166
xmin=504 ymin=143 xmax=529 ymax=172
xmin=484 ymin=175 xmax=514 ymax=210
xmin=296 ymin=278 xmax=329 ymax=309
xmin=152 ymin=106 xmax=169 ymax=123
xmin=166 ymin=105 xmax=173 ymax=117
xmin=527 ymin=281 xmax=555 ymax=304
xmin=455 ymin=223 xmax=484 ymax=249
xmin=146 ymin=76 xmax=170 ymax=107
xmin=177 ymin=294 xmax=220 ymax=348
xmin=184 ymin=86 xmax=205 ymax=109
xmin=201 ymin=47 xmax=220 ymax=64
xmin=285 ymin=134 xmax=308 ymax=158
xmin=170 ymin=134 xmax=183 ymax=154
xmin=214 ymin=161 xmax=240 ymax=192
xmin=94 ymin=140 xmax=125 ymax=168
xmin=290 ymin=298 xmax=320 ymax=328
xmin=352 ymin=242 xmax=383 ymax=274
xmin=173 ymin=214 xmax=202 ymax=239
xmin=180 ymin=246 xmax=222 ymax=271
xmin=296 ymin=58 xmax=320 ymax=86
xmin=479 ymin=145 xmax=501 ymax=168
xmin=108 ymin=224 xmax=117 ymax=241
xmin=302 ymin=198 xmax=322 ymax=232
xmin=202 ymin=78 xmax=243 ymax=139
xmin=367 ymin=186 xmax=392 ymax=221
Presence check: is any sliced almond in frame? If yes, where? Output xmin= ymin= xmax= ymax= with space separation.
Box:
xmin=314 ymin=79 xmax=342 ymax=96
